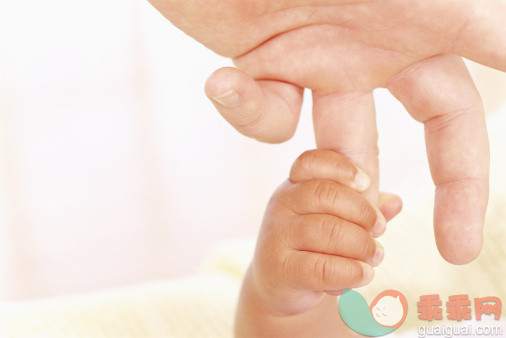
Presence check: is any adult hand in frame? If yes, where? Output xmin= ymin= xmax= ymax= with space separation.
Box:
xmin=148 ymin=0 xmax=506 ymax=264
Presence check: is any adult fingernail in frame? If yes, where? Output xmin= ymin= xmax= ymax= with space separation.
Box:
xmin=210 ymin=89 xmax=241 ymax=108
xmin=371 ymin=242 xmax=384 ymax=266
xmin=354 ymin=167 xmax=371 ymax=192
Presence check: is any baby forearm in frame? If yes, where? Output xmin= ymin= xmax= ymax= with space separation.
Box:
xmin=235 ymin=268 xmax=354 ymax=338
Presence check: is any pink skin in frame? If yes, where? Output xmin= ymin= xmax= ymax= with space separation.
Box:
xmin=148 ymin=0 xmax=506 ymax=264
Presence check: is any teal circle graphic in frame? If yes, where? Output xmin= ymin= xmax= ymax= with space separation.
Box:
xmin=338 ymin=289 xmax=403 ymax=337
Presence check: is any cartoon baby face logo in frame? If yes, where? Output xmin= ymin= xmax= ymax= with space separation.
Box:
xmin=339 ymin=289 xmax=408 ymax=337
xmin=370 ymin=290 xmax=408 ymax=328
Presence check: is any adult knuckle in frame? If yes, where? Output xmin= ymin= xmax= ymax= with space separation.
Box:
xmin=235 ymin=109 xmax=265 ymax=135
xmin=424 ymin=108 xmax=473 ymax=135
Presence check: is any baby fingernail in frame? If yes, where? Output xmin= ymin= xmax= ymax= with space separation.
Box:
xmin=354 ymin=167 xmax=371 ymax=191
xmin=211 ymin=89 xmax=241 ymax=108
xmin=372 ymin=242 xmax=384 ymax=266
xmin=372 ymin=219 xmax=386 ymax=236
xmin=362 ymin=264 xmax=375 ymax=281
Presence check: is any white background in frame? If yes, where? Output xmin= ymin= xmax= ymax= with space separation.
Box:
xmin=0 ymin=0 xmax=504 ymax=299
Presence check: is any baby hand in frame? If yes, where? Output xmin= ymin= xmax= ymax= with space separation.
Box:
xmin=245 ymin=150 xmax=401 ymax=317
